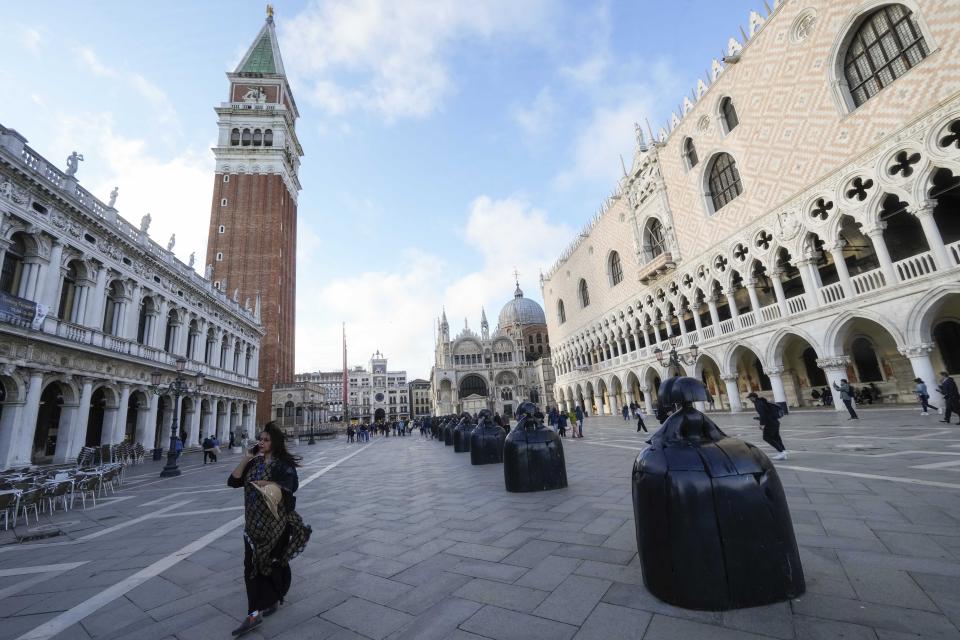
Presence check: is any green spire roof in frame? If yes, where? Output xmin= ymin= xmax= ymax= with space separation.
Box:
xmin=240 ymin=32 xmax=276 ymax=74
xmin=235 ymin=16 xmax=286 ymax=76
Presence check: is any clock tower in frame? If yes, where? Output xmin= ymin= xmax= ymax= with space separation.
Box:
xmin=206 ymin=7 xmax=302 ymax=425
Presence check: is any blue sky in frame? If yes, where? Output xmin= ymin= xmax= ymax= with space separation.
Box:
xmin=3 ymin=0 xmax=762 ymax=378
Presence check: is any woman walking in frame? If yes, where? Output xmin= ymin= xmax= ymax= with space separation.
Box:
xmin=228 ymin=422 xmax=311 ymax=636
xmin=914 ymin=378 xmax=937 ymax=416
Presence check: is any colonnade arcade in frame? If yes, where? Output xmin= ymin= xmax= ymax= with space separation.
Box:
xmin=553 ymin=286 xmax=960 ymax=415
xmin=0 ymin=369 xmax=256 ymax=468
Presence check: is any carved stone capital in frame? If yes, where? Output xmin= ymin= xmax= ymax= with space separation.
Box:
xmin=765 ymin=367 xmax=785 ymax=376
xmin=816 ymin=356 xmax=850 ymax=370
xmin=721 ymin=374 xmax=739 ymax=382
xmin=899 ymin=343 xmax=934 ymax=359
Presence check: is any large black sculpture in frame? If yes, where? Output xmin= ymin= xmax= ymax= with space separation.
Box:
xmin=443 ymin=417 xmax=456 ymax=446
xmin=504 ymin=402 xmax=568 ymax=492
xmin=632 ymin=376 xmax=805 ymax=611
xmin=470 ymin=409 xmax=506 ymax=465
xmin=453 ymin=413 xmax=474 ymax=452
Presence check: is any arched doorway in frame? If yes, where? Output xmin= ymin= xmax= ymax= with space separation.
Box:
xmin=34 ymin=382 xmax=73 ymax=464
xmin=695 ymin=354 xmax=725 ymax=410
xmin=829 ymin=315 xmax=905 ymax=402
xmin=728 ymin=344 xmax=770 ymax=403
xmin=374 ymin=408 xmax=385 ymax=422
xmin=771 ymin=332 xmax=827 ymax=407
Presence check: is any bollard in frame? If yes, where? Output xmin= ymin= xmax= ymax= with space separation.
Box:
xmin=504 ymin=402 xmax=568 ymax=492
xmin=470 ymin=409 xmax=506 ymax=465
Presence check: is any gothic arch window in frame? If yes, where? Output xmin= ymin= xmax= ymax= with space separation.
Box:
xmin=682 ymin=137 xmax=698 ymax=169
xmin=0 ymin=233 xmax=26 ymax=295
xmin=719 ymin=97 xmax=739 ymax=133
xmin=842 ymin=4 xmax=929 ymax=109
xmin=264 ymin=129 xmax=273 ymax=146
xmin=241 ymin=129 xmax=252 ymax=146
xmin=230 ymin=128 xmax=240 ymax=146
xmin=557 ymin=299 xmax=566 ymax=324
xmin=578 ymin=279 xmax=590 ymax=308
xmin=253 ymin=129 xmax=263 ymax=146
xmin=643 ymin=218 xmax=667 ymax=261
xmin=851 ymin=336 xmax=883 ymax=382
xmin=706 ymin=152 xmax=743 ymax=214
xmin=608 ymin=251 xmax=624 ymax=286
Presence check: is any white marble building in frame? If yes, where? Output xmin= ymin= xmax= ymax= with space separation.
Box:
xmin=0 ymin=124 xmax=263 ymax=469
xmin=348 ymin=353 xmax=409 ymax=422
xmin=542 ymin=0 xmax=960 ymax=416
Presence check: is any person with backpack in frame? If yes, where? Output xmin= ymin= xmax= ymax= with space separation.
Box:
xmin=914 ymin=378 xmax=937 ymax=416
xmin=747 ymin=393 xmax=789 ymax=460
xmin=832 ymin=379 xmax=858 ymax=420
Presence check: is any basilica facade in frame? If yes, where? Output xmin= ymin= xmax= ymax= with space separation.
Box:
xmin=0 ymin=126 xmax=263 ymax=470
xmin=542 ymin=0 xmax=960 ymax=416
xmin=432 ymin=283 xmax=555 ymax=416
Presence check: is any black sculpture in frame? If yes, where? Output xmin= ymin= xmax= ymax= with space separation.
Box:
xmin=504 ymin=402 xmax=568 ymax=492
xmin=443 ymin=416 xmax=456 ymax=446
xmin=470 ymin=409 xmax=506 ymax=465
xmin=632 ymin=376 xmax=805 ymax=610
xmin=453 ymin=412 xmax=474 ymax=452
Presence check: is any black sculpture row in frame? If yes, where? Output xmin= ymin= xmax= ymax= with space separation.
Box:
xmin=426 ymin=376 xmax=804 ymax=611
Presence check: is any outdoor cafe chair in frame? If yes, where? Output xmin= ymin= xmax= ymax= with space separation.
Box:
xmin=0 ymin=490 xmax=19 ymax=530
xmin=17 ymin=488 xmax=41 ymax=526
xmin=42 ymin=480 xmax=73 ymax=515
xmin=75 ymin=476 xmax=100 ymax=510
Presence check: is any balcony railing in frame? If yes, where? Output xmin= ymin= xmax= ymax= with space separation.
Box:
xmin=895 ymin=251 xmax=937 ymax=282
xmin=759 ymin=304 xmax=781 ymax=323
xmin=819 ymin=281 xmax=846 ymax=305
xmin=719 ymin=319 xmax=736 ymax=335
xmin=739 ymin=311 xmax=758 ymax=329
xmin=786 ymin=294 xmax=808 ymax=315
xmin=949 ymin=239 xmax=960 ymax=266
xmin=700 ymin=325 xmax=716 ymax=340
xmin=637 ymin=252 xmax=675 ymax=285
xmin=851 ymin=268 xmax=885 ymax=295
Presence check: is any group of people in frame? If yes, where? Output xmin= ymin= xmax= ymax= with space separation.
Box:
xmin=345 ymin=419 xmax=412 ymax=443
xmin=620 ymin=402 xmax=649 ymax=433
xmin=915 ymin=372 xmax=960 ymax=423
xmin=546 ymin=405 xmax=585 ymax=438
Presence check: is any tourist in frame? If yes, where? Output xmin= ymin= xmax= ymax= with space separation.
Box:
xmin=346 ymin=424 xmax=354 ymax=443
xmin=622 ymin=405 xmax=629 ymax=421
xmin=832 ymin=379 xmax=858 ymax=420
xmin=557 ymin=410 xmax=567 ymax=437
xmin=227 ymin=422 xmax=311 ymax=637
xmin=202 ymin=436 xmax=217 ymax=464
xmin=574 ymin=405 xmax=585 ymax=438
xmin=938 ymin=372 xmax=960 ymax=424
xmin=636 ymin=407 xmax=647 ymax=433
xmin=914 ymin=378 xmax=937 ymax=416
xmin=568 ymin=407 xmax=578 ymax=437
xmin=705 ymin=389 xmax=715 ymax=411
xmin=747 ymin=393 xmax=788 ymax=460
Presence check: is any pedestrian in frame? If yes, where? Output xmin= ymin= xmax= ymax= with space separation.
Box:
xmin=211 ymin=435 xmax=221 ymax=462
xmin=622 ymin=404 xmax=629 ymax=421
xmin=938 ymin=372 xmax=960 ymax=424
xmin=574 ymin=405 xmax=585 ymax=438
xmin=832 ymin=379 xmax=858 ymax=420
xmin=568 ymin=408 xmax=577 ymax=437
xmin=747 ymin=393 xmax=789 ymax=460
xmin=557 ymin=410 xmax=567 ymax=437
xmin=202 ymin=436 xmax=215 ymax=464
xmin=914 ymin=377 xmax=937 ymax=416
xmin=346 ymin=425 xmax=355 ymax=443
xmin=228 ymin=422 xmax=311 ymax=637
xmin=175 ymin=436 xmax=184 ymax=458
xmin=705 ymin=389 xmax=715 ymax=411
xmin=636 ymin=408 xmax=647 ymax=433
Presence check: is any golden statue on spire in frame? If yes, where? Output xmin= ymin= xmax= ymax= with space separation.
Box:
xmin=266 ymin=4 xmax=274 ymax=19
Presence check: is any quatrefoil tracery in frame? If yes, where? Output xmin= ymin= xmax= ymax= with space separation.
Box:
xmin=810 ymin=198 xmax=834 ymax=221
xmin=714 ymin=255 xmax=729 ymax=272
xmin=682 ymin=274 xmax=694 ymax=289
xmin=668 ymin=282 xmax=679 ymax=296
xmin=733 ymin=243 xmax=749 ymax=262
xmin=888 ymin=150 xmax=921 ymax=178
xmin=755 ymin=230 xmax=773 ymax=251
xmin=845 ymin=176 xmax=874 ymax=202
xmin=938 ymin=120 xmax=960 ymax=150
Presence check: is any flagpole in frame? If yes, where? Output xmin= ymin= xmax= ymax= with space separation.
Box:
xmin=342 ymin=322 xmax=349 ymax=427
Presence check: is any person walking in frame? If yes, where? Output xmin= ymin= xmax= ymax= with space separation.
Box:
xmin=202 ymin=436 xmax=216 ymax=464
xmin=747 ymin=393 xmax=788 ymax=460
xmin=557 ymin=410 xmax=567 ymax=437
xmin=228 ymin=422 xmax=311 ymax=636
xmin=914 ymin=378 xmax=937 ymax=416
xmin=636 ymin=407 xmax=648 ymax=433
xmin=832 ymin=379 xmax=859 ymax=420
xmin=574 ymin=405 xmax=585 ymax=438
xmin=938 ymin=372 xmax=960 ymax=424
xmin=622 ymin=405 xmax=630 ymax=421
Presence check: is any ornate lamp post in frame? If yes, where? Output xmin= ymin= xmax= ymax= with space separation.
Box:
xmin=151 ymin=357 xmax=204 ymax=478
xmin=654 ymin=334 xmax=699 ymax=376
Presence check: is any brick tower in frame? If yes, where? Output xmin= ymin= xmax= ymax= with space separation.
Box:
xmin=206 ymin=7 xmax=302 ymax=425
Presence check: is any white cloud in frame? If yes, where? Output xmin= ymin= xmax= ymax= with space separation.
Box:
xmin=559 ymin=52 xmax=610 ymax=86
xmin=77 ymin=47 xmax=118 ymax=78
xmin=21 ymin=26 xmax=42 ymax=53
xmin=295 ymin=195 xmax=572 ymax=378
xmin=512 ymin=87 xmax=558 ymax=142
xmin=129 ymin=73 xmax=180 ymax=132
xmin=282 ymin=0 xmax=556 ymax=121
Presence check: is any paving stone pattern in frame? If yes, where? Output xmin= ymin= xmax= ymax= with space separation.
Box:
xmin=1 ymin=407 xmax=960 ymax=639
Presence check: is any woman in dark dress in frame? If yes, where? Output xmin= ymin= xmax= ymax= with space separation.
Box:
xmin=228 ymin=422 xmax=311 ymax=636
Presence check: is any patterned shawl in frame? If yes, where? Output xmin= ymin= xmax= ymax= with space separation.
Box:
xmin=242 ymin=456 xmax=312 ymax=577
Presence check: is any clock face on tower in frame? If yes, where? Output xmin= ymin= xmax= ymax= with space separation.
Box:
xmin=375 ymin=393 xmax=385 ymax=402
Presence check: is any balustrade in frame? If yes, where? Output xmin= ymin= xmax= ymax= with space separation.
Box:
xmin=719 ymin=319 xmax=736 ymax=335
xmin=850 ymin=268 xmax=885 ymax=295
xmin=947 ymin=239 xmax=960 ymax=267
xmin=700 ymin=325 xmax=716 ymax=340
xmin=759 ymin=304 xmax=781 ymax=323
xmin=739 ymin=311 xmax=757 ymax=329
xmin=786 ymin=295 xmax=807 ymax=315
xmin=818 ymin=281 xmax=846 ymax=305
xmin=894 ymin=251 xmax=937 ymax=282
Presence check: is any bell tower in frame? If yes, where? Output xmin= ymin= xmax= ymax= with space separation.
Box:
xmin=206 ymin=7 xmax=302 ymax=425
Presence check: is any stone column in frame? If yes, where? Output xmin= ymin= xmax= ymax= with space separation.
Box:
xmin=770 ymin=269 xmax=789 ymax=317
xmin=625 ymin=389 xmax=635 ymax=410
xmin=113 ymin=384 xmax=131 ymax=443
xmin=124 ymin=282 xmax=142 ymax=340
xmin=651 ymin=321 xmax=662 ymax=345
xmin=200 ymin=397 xmax=213 ymax=438
xmin=865 ymin=227 xmax=897 ymax=285
xmin=795 ymin=259 xmax=820 ymax=309
xmin=725 ymin=291 xmax=740 ymax=321
xmin=692 ymin=304 xmax=703 ymax=335
xmin=707 ymin=297 xmax=721 ymax=327
xmin=914 ymin=203 xmax=950 ymax=270
xmin=766 ymin=367 xmax=788 ymax=406
xmin=71 ymin=284 xmax=89 ymax=324
xmin=56 ymin=378 xmax=93 ymax=464
xmin=722 ymin=374 xmax=743 ymax=412
xmin=17 ymin=261 xmax=42 ymax=301
xmin=136 ymin=393 xmax=156 ymax=447
xmin=676 ymin=311 xmax=687 ymax=339
xmin=900 ymin=345 xmax=938 ymax=400
xmin=39 ymin=240 xmax=64 ymax=311
xmin=187 ymin=397 xmax=202 ymax=445
xmin=153 ymin=298 xmax=169 ymax=349
xmin=86 ymin=265 xmax=109 ymax=328
xmin=216 ymin=403 xmax=228 ymax=442
xmin=816 ymin=356 xmax=851 ymax=412
xmin=6 ymin=370 xmax=43 ymax=468
xmin=829 ymin=245 xmax=854 ymax=298
xmin=639 ymin=385 xmax=654 ymax=416
xmin=745 ymin=280 xmax=762 ymax=314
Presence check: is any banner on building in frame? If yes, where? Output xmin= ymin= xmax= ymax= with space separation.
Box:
xmin=0 ymin=290 xmax=46 ymax=330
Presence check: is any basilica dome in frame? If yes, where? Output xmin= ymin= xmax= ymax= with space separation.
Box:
xmin=498 ymin=283 xmax=547 ymax=327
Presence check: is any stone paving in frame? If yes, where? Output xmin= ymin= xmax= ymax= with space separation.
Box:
xmin=2 ymin=407 xmax=960 ymax=640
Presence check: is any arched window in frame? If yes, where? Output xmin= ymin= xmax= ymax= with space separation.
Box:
xmin=707 ymin=153 xmax=743 ymax=213
xmin=234 ymin=340 xmax=242 ymax=371
xmin=220 ymin=335 xmax=229 ymax=368
xmin=137 ymin=297 xmax=153 ymax=345
xmin=934 ymin=320 xmax=960 ymax=374
xmin=253 ymin=129 xmax=263 ymax=146
xmin=720 ymin=97 xmax=739 ymax=133
xmin=204 ymin=328 xmax=216 ymax=364
xmin=843 ymin=4 xmax=929 ymax=109
xmin=683 ymin=137 xmax=698 ymax=169
xmin=578 ymin=279 xmax=590 ymax=308
xmin=608 ymin=251 xmax=623 ymax=286
xmin=230 ymin=128 xmax=240 ymax=146
xmin=643 ymin=219 xmax=667 ymax=260
xmin=851 ymin=337 xmax=883 ymax=382
xmin=557 ymin=299 xmax=566 ymax=324
xmin=186 ymin=319 xmax=199 ymax=360
xmin=58 ymin=262 xmax=80 ymax=322
xmin=164 ymin=309 xmax=179 ymax=353
xmin=241 ymin=129 xmax=252 ymax=146
xmin=264 ymin=129 xmax=273 ymax=146
xmin=802 ymin=347 xmax=828 ymax=386
xmin=102 ymin=280 xmax=124 ymax=336
xmin=245 ymin=346 xmax=252 ymax=376
xmin=0 ymin=233 xmax=26 ymax=295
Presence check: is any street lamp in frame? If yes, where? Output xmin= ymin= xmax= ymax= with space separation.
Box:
xmin=654 ymin=334 xmax=699 ymax=375
xmin=150 ymin=357 xmax=204 ymax=478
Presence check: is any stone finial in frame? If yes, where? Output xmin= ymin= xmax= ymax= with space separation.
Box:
xmin=711 ymin=59 xmax=724 ymax=81
xmin=682 ymin=96 xmax=694 ymax=114
xmin=749 ymin=10 xmax=765 ymax=37
xmin=108 ymin=186 xmax=118 ymax=208
xmin=696 ymin=79 xmax=709 ymax=99
xmin=727 ymin=37 xmax=743 ymax=57
xmin=65 ymin=151 xmax=84 ymax=177
xmin=167 ymin=233 xmax=176 ymax=251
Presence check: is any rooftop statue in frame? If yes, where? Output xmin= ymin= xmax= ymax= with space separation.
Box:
xmin=65 ymin=151 xmax=84 ymax=177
